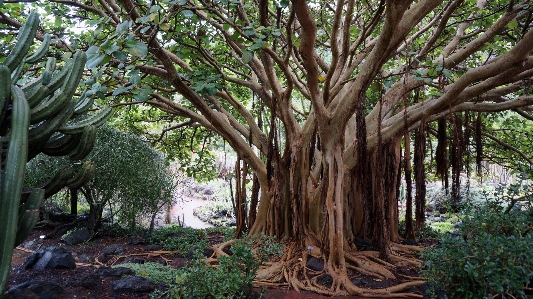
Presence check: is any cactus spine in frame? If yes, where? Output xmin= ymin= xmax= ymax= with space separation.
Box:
xmin=0 ymin=13 xmax=113 ymax=296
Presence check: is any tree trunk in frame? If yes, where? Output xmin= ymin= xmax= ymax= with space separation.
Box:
xmin=69 ymin=188 xmax=78 ymax=215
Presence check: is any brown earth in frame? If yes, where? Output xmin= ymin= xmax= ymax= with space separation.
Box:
xmin=8 ymin=226 xmax=424 ymax=299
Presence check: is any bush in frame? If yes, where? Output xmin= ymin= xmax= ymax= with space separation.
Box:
xmin=421 ymin=200 xmax=533 ymax=299
xmin=149 ymin=225 xmax=235 ymax=254
xmin=169 ymin=235 xmax=283 ymax=299
xmin=117 ymin=262 xmax=185 ymax=285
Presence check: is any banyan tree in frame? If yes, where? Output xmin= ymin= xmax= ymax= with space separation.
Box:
xmin=2 ymin=0 xmax=533 ymax=296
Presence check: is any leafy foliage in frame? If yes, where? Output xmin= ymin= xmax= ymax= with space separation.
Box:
xmin=169 ymin=235 xmax=283 ymax=299
xmin=25 ymin=125 xmax=177 ymax=231
xmin=149 ymin=225 xmax=235 ymax=254
xmin=421 ymin=195 xmax=533 ymax=299
xmin=117 ymin=262 xmax=185 ymax=285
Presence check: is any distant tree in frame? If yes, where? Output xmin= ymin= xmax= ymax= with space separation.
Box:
xmin=25 ymin=125 xmax=178 ymax=233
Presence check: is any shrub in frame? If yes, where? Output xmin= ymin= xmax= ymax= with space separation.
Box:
xmin=169 ymin=235 xmax=283 ymax=299
xmin=149 ymin=225 xmax=235 ymax=254
xmin=421 ymin=200 xmax=533 ymax=299
xmin=117 ymin=262 xmax=185 ymax=285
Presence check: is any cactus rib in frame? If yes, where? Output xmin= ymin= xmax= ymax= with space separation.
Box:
xmin=0 ymin=85 xmax=30 ymax=295
xmin=26 ymin=33 xmax=51 ymax=64
xmin=15 ymin=188 xmax=44 ymax=247
xmin=2 ymin=12 xmax=39 ymax=72
xmin=0 ymin=65 xmax=10 ymax=126
xmin=59 ymin=106 xmax=113 ymax=134
xmin=69 ymin=125 xmax=97 ymax=161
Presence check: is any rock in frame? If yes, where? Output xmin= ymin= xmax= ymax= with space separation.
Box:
xmin=112 ymin=276 xmax=155 ymax=293
xmin=22 ymin=240 xmax=39 ymax=251
xmin=454 ymin=221 xmax=462 ymax=228
xmin=305 ymin=257 xmax=324 ymax=271
xmin=97 ymin=266 xmax=135 ymax=280
xmin=353 ymin=238 xmax=377 ymax=251
xmin=5 ymin=280 xmax=63 ymax=299
xmin=144 ymin=244 xmax=163 ymax=251
xmin=4 ymin=288 xmax=40 ymax=299
xmin=98 ymin=244 xmax=125 ymax=262
xmin=24 ymin=247 xmax=76 ymax=270
xmin=350 ymin=278 xmax=368 ymax=286
xmin=157 ymin=281 xmax=169 ymax=292
xmin=188 ymin=246 xmax=214 ymax=259
xmin=101 ymin=244 xmax=125 ymax=255
xmin=129 ymin=236 xmax=147 ymax=245
xmin=170 ymin=257 xmax=190 ymax=268
xmin=76 ymin=254 xmax=93 ymax=264
xmin=62 ymin=228 xmax=91 ymax=245
xmin=225 ymin=219 xmax=237 ymax=227
xmin=317 ymin=274 xmax=333 ymax=286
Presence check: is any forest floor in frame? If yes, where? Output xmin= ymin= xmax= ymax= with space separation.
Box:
xmin=9 ymin=225 xmax=428 ymax=299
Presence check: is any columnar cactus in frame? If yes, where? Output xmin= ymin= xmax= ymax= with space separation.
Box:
xmin=0 ymin=12 xmax=112 ymax=295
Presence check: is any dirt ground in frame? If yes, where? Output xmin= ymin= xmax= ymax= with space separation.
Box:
xmin=8 ymin=226 xmax=424 ymax=299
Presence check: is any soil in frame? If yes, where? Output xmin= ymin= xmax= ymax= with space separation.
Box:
xmin=8 ymin=226 xmax=427 ymax=299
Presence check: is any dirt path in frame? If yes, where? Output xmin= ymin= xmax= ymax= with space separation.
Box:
xmin=170 ymin=196 xmax=212 ymax=228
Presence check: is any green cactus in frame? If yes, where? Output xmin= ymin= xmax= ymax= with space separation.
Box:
xmin=0 ymin=12 xmax=113 ymax=296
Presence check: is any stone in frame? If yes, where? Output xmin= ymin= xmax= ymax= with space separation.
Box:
xmin=100 ymin=244 xmax=125 ymax=255
xmin=317 ymin=274 xmax=333 ymax=286
xmin=76 ymin=254 xmax=93 ymax=264
xmin=112 ymin=276 xmax=155 ymax=293
xmin=98 ymin=244 xmax=125 ymax=262
xmin=187 ymin=246 xmax=214 ymax=259
xmin=305 ymin=257 xmax=324 ymax=271
xmin=24 ymin=247 xmax=76 ymax=270
xmin=5 ymin=280 xmax=63 ymax=299
xmin=97 ymin=266 xmax=135 ymax=280
xmin=62 ymin=228 xmax=91 ymax=245
xmin=22 ymin=240 xmax=39 ymax=251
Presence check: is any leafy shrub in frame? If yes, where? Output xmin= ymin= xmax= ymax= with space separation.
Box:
xmin=169 ymin=235 xmax=283 ymax=299
xmin=421 ymin=200 xmax=533 ymax=299
xmin=117 ymin=262 xmax=185 ymax=284
xmin=149 ymin=225 xmax=235 ymax=254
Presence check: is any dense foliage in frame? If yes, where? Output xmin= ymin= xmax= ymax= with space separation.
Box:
xmin=421 ymin=186 xmax=533 ymax=299
xmin=25 ymin=125 xmax=177 ymax=232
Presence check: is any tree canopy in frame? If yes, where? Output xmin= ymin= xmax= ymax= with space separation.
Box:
xmin=2 ymin=0 xmax=533 ymax=296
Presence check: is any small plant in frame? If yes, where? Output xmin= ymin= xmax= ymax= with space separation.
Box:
xmin=116 ymin=262 xmax=185 ymax=285
xmin=421 ymin=199 xmax=533 ymax=299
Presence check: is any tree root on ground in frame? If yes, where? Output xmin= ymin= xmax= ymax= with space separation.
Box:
xmin=208 ymin=240 xmax=426 ymax=297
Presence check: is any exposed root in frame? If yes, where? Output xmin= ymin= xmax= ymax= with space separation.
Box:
xmin=392 ymin=243 xmax=424 ymax=253
xmin=247 ymin=241 xmax=427 ymax=297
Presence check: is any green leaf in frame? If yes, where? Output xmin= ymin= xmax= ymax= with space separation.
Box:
xmin=181 ymin=10 xmax=194 ymax=17
xmin=279 ymin=0 xmax=289 ymax=8
xmin=242 ymin=50 xmax=254 ymax=64
xmin=125 ymin=41 xmax=148 ymax=58
xmin=508 ymin=21 xmax=518 ymax=30
xmin=86 ymin=46 xmax=104 ymax=68
xmin=160 ymin=23 xmax=171 ymax=31
xmin=112 ymin=86 xmax=129 ymax=96
xmin=223 ymin=24 xmax=231 ymax=31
